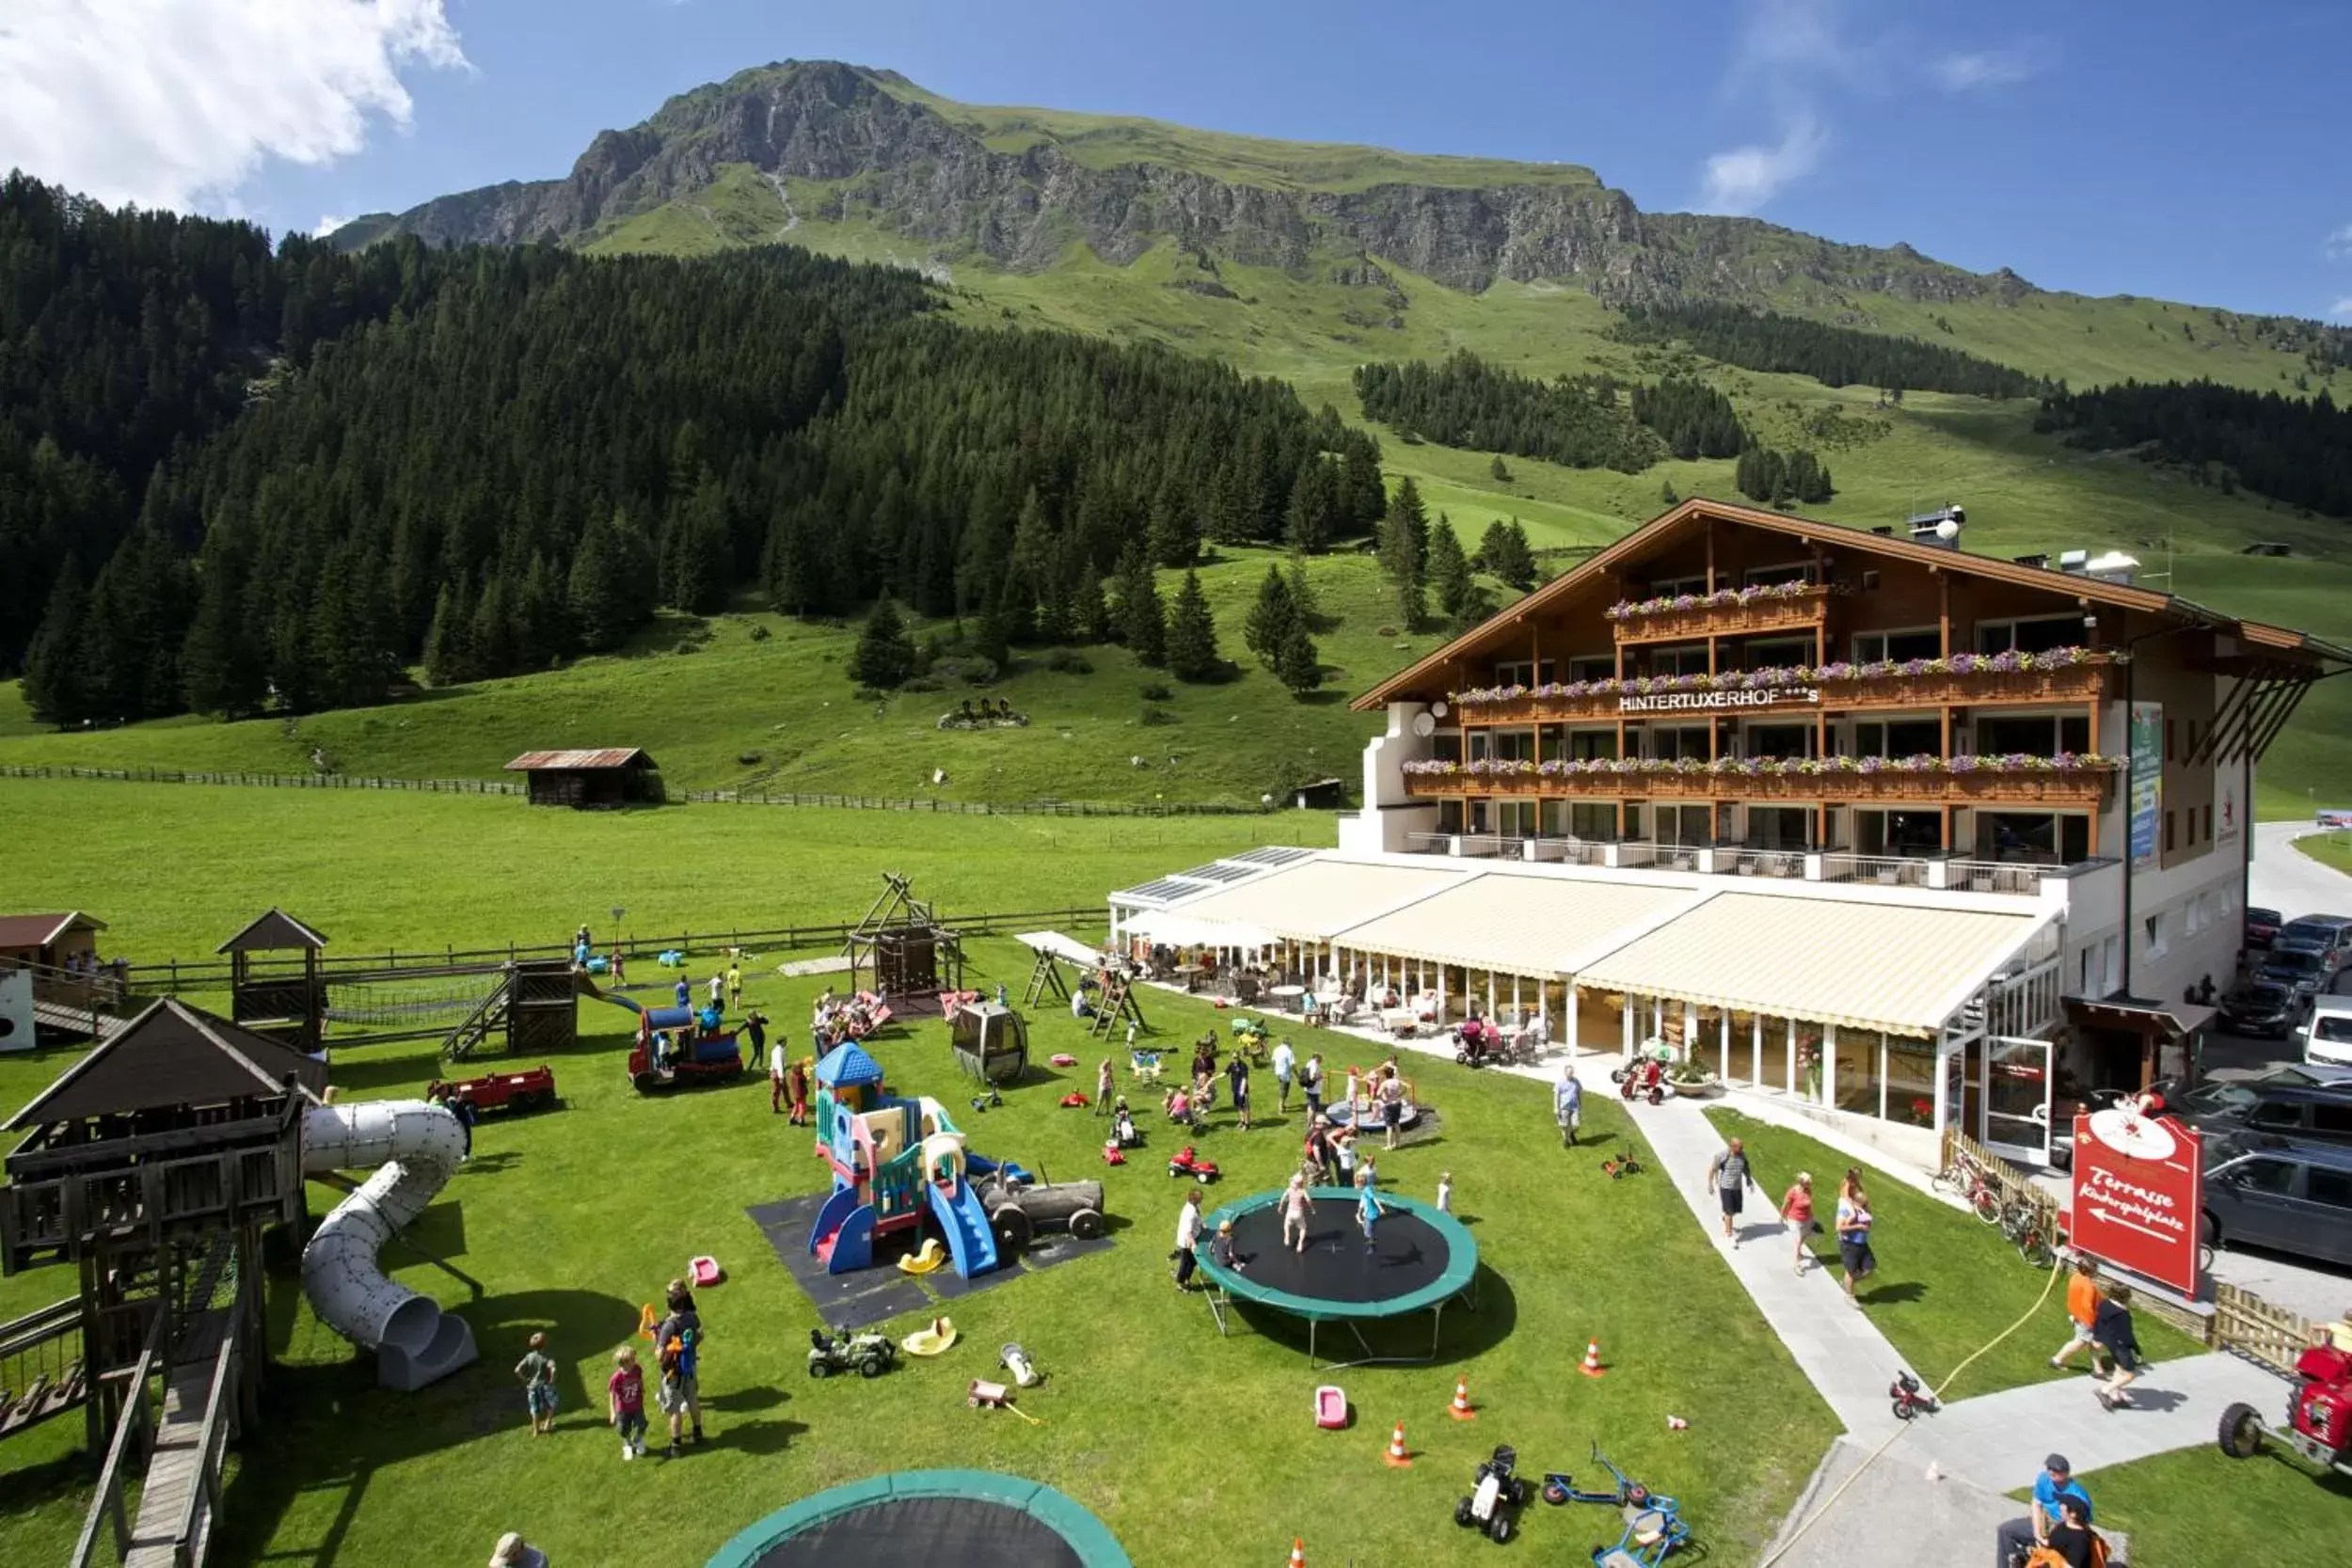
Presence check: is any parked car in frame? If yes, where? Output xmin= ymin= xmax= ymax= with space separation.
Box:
xmin=2276 ymin=917 xmax=2352 ymax=971
xmin=2245 ymin=907 xmax=2284 ymax=950
xmin=2306 ymin=997 xmax=2352 ymax=1069
xmin=2219 ymin=980 xmax=2309 ymax=1040
xmin=2173 ymin=1063 xmax=2352 ymax=1126
xmin=2202 ymin=1137 xmax=2352 ymax=1268
xmin=2260 ymin=942 xmax=2336 ymax=1001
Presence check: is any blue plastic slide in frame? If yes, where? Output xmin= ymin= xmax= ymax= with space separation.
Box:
xmin=928 ymin=1177 xmax=1000 ymax=1279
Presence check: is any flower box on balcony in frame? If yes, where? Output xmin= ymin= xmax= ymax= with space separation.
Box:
xmin=1399 ymin=752 xmax=2119 ymax=805
xmin=1610 ymin=582 xmax=1834 ymax=644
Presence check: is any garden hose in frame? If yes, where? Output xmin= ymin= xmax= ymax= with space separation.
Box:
xmin=1756 ymin=1259 xmax=2065 ymax=1567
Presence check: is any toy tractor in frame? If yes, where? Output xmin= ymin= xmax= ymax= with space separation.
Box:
xmin=1167 ymin=1145 xmax=1220 ymax=1184
xmin=1454 ymin=1444 xmax=1531 ymax=1544
xmin=806 ymin=1325 xmax=898 ymax=1380
xmin=2217 ymin=1342 xmax=2352 ymax=1480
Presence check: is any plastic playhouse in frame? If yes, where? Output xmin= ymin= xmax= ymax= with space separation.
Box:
xmin=805 ymin=1041 xmax=1006 ymax=1281
xmin=585 ymin=980 xmax=743 ymax=1092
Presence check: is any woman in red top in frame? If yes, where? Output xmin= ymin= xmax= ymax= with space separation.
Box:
xmin=1779 ymin=1171 xmax=1819 ymax=1277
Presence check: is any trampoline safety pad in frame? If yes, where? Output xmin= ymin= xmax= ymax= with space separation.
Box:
xmin=707 ymin=1470 xmax=1131 ymax=1568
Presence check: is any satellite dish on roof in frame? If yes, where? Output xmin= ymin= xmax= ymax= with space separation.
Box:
xmin=1412 ymin=712 xmax=1438 ymax=738
xmin=1430 ymin=701 xmax=1450 ymax=719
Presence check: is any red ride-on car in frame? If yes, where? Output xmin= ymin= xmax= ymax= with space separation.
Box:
xmin=2217 ymin=1342 xmax=2352 ymax=1481
xmin=428 ymin=1066 xmax=558 ymax=1115
xmin=1167 ymin=1145 xmax=1220 ymax=1183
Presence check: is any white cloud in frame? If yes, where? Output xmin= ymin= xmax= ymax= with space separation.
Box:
xmin=1701 ymin=114 xmax=1829 ymax=216
xmin=2329 ymin=297 xmax=2352 ymax=321
xmin=2328 ymin=224 xmax=2352 ymax=263
xmin=313 ymin=214 xmax=356 ymax=238
xmin=0 ymin=1 xmax=467 ymax=214
xmin=1932 ymin=42 xmax=2055 ymax=93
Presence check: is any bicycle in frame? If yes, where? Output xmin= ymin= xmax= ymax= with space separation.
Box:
xmin=1999 ymin=1198 xmax=2058 ymax=1268
xmin=1932 ymin=1147 xmax=2003 ymax=1225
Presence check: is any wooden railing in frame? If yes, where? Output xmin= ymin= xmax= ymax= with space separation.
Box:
xmin=171 ymin=1328 xmax=241 ymax=1568
xmin=1453 ymin=661 xmax=2108 ymax=724
xmin=68 ymin=1307 xmax=167 ymax=1568
xmin=1939 ymin=1128 xmax=2065 ymax=1242
xmin=1404 ymin=768 xmax=2114 ymax=806
xmin=1612 ymin=585 xmax=1834 ymax=644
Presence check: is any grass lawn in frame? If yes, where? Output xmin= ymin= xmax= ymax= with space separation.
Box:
xmin=0 ymin=780 xmax=1327 ymax=970
xmin=1703 ymin=1112 xmax=2204 ymax=1402
xmin=2036 ymin=1442 xmax=2352 ymax=1565
xmin=2 ymin=941 xmax=1838 ymax=1567
xmin=2296 ymin=831 xmax=2352 ymax=877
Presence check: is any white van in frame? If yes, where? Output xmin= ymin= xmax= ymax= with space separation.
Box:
xmin=2303 ymin=996 xmax=2352 ymax=1067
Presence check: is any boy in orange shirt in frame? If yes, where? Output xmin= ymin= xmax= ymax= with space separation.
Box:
xmin=2049 ymin=1257 xmax=2110 ymax=1375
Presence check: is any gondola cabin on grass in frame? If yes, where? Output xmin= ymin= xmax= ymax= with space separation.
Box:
xmin=502 ymin=749 xmax=662 ymax=809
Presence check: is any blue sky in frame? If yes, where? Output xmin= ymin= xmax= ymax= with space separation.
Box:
xmin=4 ymin=0 xmax=2347 ymax=320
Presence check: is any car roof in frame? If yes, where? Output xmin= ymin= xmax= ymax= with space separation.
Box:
xmin=2284 ymin=915 xmax=2352 ymax=929
xmin=2214 ymin=1137 xmax=2352 ymax=1172
xmin=2265 ymin=942 xmax=2328 ymax=958
xmin=2240 ymin=1084 xmax=2352 ymax=1107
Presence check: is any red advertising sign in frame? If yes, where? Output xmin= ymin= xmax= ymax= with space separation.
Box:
xmin=2070 ymin=1109 xmax=2203 ymax=1295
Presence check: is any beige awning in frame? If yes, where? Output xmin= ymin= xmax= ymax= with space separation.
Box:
xmin=1138 ymin=859 xmax=1468 ymax=944
xmin=1333 ymin=873 xmax=1700 ymax=978
xmin=1577 ymin=892 xmax=2047 ymax=1037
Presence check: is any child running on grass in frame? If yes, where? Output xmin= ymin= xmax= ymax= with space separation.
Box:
xmin=609 ymin=1345 xmax=647 ymax=1460
xmin=515 ymin=1332 xmax=557 ymax=1436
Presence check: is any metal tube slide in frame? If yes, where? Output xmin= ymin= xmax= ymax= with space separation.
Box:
xmin=300 ymin=1101 xmax=479 ymax=1390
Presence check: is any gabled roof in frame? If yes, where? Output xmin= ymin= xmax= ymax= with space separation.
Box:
xmin=4 ymin=998 xmax=326 ymax=1128
xmin=504 ymin=749 xmax=654 ymax=771
xmin=1353 ymin=496 xmax=2352 ymax=710
xmin=216 ymin=908 xmax=328 ymax=954
xmin=0 ymin=911 xmax=106 ymax=950
xmin=815 ymin=1041 xmax=884 ymax=1089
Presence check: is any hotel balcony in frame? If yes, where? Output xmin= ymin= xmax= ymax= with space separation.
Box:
xmin=1447 ymin=649 xmax=2113 ymax=725
xmin=1400 ymin=757 xmax=2118 ymax=808
xmin=1609 ymin=582 xmax=1834 ymax=644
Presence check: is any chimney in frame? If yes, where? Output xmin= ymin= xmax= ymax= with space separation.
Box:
xmin=1906 ymin=504 xmax=1964 ymax=550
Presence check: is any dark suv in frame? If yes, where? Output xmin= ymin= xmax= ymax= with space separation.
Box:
xmin=2260 ymin=942 xmax=2335 ymax=1001
xmin=2203 ymin=1138 xmax=2352 ymax=1267
xmin=2218 ymin=980 xmax=2307 ymax=1039
xmin=2178 ymin=1066 xmax=2352 ymax=1146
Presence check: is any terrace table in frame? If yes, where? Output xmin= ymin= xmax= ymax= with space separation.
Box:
xmin=1379 ymin=1008 xmax=1420 ymax=1038
xmin=1269 ymin=984 xmax=1306 ymax=1014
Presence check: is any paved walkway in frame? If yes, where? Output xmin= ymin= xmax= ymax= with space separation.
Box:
xmin=2249 ymin=818 xmax=2352 ymax=918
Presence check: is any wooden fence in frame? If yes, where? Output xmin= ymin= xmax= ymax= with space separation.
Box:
xmin=2213 ymin=1282 xmax=2319 ymax=1375
xmin=1 ymin=764 xmax=1282 ymax=817
xmin=123 ymin=906 xmax=1110 ymax=993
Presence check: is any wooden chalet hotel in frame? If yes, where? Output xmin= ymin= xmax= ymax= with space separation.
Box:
xmin=1110 ymin=498 xmax=2350 ymax=1166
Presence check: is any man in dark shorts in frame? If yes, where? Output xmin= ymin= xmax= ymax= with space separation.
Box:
xmin=1225 ymin=1051 xmax=1251 ymax=1131
xmin=1707 ymin=1137 xmax=1756 ymax=1244
xmin=1376 ymin=1067 xmax=1406 ymax=1148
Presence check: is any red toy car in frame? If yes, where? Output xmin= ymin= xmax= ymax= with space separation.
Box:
xmin=428 ymin=1066 xmax=557 ymax=1115
xmin=1167 ymin=1145 xmax=1219 ymax=1184
xmin=2218 ymin=1343 xmax=2352 ymax=1480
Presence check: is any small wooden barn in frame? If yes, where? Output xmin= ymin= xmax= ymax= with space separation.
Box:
xmin=502 ymin=749 xmax=662 ymax=809
xmin=0 ymin=912 xmax=106 ymax=974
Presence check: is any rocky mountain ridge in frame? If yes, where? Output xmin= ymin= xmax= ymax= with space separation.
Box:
xmin=334 ymin=60 xmax=2032 ymax=310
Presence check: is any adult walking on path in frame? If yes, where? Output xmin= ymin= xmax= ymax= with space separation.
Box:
xmin=1553 ymin=1064 xmax=1582 ymax=1148
xmin=1993 ymin=1454 xmax=2093 ymax=1568
xmin=1778 ymin=1171 xmax=1818 ymax=1276
xmin=2090 ymin=1287 xmax=2146 ymax=1410
xmin=1298 ymin=1052 xmax=1325 ymax=1121
xmin=1835 ymin=1168 xmax=1877 ymax=1301
xmin=2048 ymin=1259 xmax=2109 ymax=1376
xmin=1271 ymin=1037 xmax=1296 ymax=1113
xmin=1707 ymin=1137 xmax=1759 ymax=1243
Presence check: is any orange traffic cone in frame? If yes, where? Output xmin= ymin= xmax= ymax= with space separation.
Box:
xmin=1580 ymin=1338 xmax=1606 ymax=1377
xmin=1383 ymin=1419 xmax=1412 ymax=1467
xmin=1448 ymin=1378 xmax=1476 ymax=1420
xmin=1286 ymin=1539 xmax=1306 ymax=1568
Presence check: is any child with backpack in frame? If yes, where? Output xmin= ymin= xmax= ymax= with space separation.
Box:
xmin=655 ymin=1287 xmax=704 ymax=1458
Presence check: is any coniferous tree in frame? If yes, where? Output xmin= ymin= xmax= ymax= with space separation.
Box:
xmin=182 ymin=557 xmax=268 ymax=717
xmin=21 ymin=561 xmax=89 ymax=725
xmin=1165 ymin=570 xmax=1221 ymax=682
xmin=567 ymin=509 xmax=640 ymax=653
xmin=1112 ymin=546 xmax=1165 ymax=667
xmin=1245 ymin=564 xmax=1298 ymax=672
xmin=848 ymin=597 xmax=917 ymax=689
xmin=1146 ymin=476 xmax=1200 ymax=569
xmin=1274 ymin=617 xmax=1323 ymax=698
xmin=422 ymin=580 xmax=476 ymax=687
xmin=1377 ymin=478 xmax=1428 ymax=627
xmin=1282 ymin=457 xmax=1341 ymax=554
xmin=1428 ymin=518 xmax=1475 ymax=626
xmin=1286 ymin=554 xmax=1321 ymax=630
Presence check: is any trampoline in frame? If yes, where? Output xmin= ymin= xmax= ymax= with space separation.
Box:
xmin=707 ymin=1470 xmax=1131 ymax=1568
xmin=1195 ymin=1186 xmax=1479 ymax=1368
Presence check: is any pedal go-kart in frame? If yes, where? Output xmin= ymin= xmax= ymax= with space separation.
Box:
xmin=1167 ymin=1145 xmax=1220 ymax=1183
xmin=806 ymin=1325 xmax=898 ymax=1380
xmin=1541 ymin=1443 xmax=1689 ymax=1566
xmin=1454 ymin=1444 xmax=1531 ymax=1544
xmin=2217 ymin=1341 xmax=2352 ymax=1480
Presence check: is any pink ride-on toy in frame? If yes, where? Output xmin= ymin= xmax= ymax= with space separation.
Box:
xmin=1314 ymin=1386 xmax=1348 ymax=1430
xmin=689 ymin=1255 xmax=723 ymax=1289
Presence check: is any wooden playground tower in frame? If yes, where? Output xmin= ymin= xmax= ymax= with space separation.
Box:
xmin=1 ymin=999 xmax=323 ymax=1566
xmin=215 ymin=908 xmax=575 ymax=1064
xmin=841 ymin=874 xmax=965 ymax=1012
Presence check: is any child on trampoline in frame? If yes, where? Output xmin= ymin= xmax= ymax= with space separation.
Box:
xmin=1279 ymin=1173 xmax=1316 ymax=1252
xmin=1355 ymin=1168 xmax=1385 ymax=1246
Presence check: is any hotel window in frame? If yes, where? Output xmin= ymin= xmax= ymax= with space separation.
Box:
xmin=1975 ymin=714 xmax=2091 ymax=755
xmin=1570 ymin=803 xmax=1616 ymax=840
xmin=1646 ymin=726 xmax=1711 ymax=761
xmin=1742 ymin=561 xmax=1819 ymax=588
xmin=1491 ymin=727 xmax=1537 ymax=763
xmin=2164 ymin=811 xmax=2176 ymax=853
xmin=2202 ymin=803 xmax=2214 ymax=841
xmin=1565 ymin=729 xmax=1617 ymax=761
xmin=1853 ymin=720 xmax=1942 ymax=758
xmin=1567 ymin=655 xmax=1614 ymax=682
xmin=2144 ymin=911 xmax=2169 ymax=960
xmin=1653 ymin=804 xmax=1712 ymax=847
xmin=1740 ymin=724 xmax=1814 ymax=761
xmin=1746 ymin=806 xmax=1812 ymax=850
xmin=1647 ymin=574 xmax=1708 ymax=598
xmin=1493 ymin=658 xmax=1556 ymax=688
xmin=1741 ymin=636 xmax=1813 ymax=671
xmin=1645 ymin=643 xmax=1710 ymax=677
xmin=1851 ymin=627 xmax=1942 ymax=663
xmin=1835 ymin=1030 xmax=1885 ymax=1118
xmin=1977 ymin=614 xmax=2084 ymax=656
xmin=1884 ymin=1036 xmax=1942 ymax=1129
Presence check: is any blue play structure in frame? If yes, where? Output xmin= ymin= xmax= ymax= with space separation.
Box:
xmin=804 ymin=1041 xmax=1012 ymax=1281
